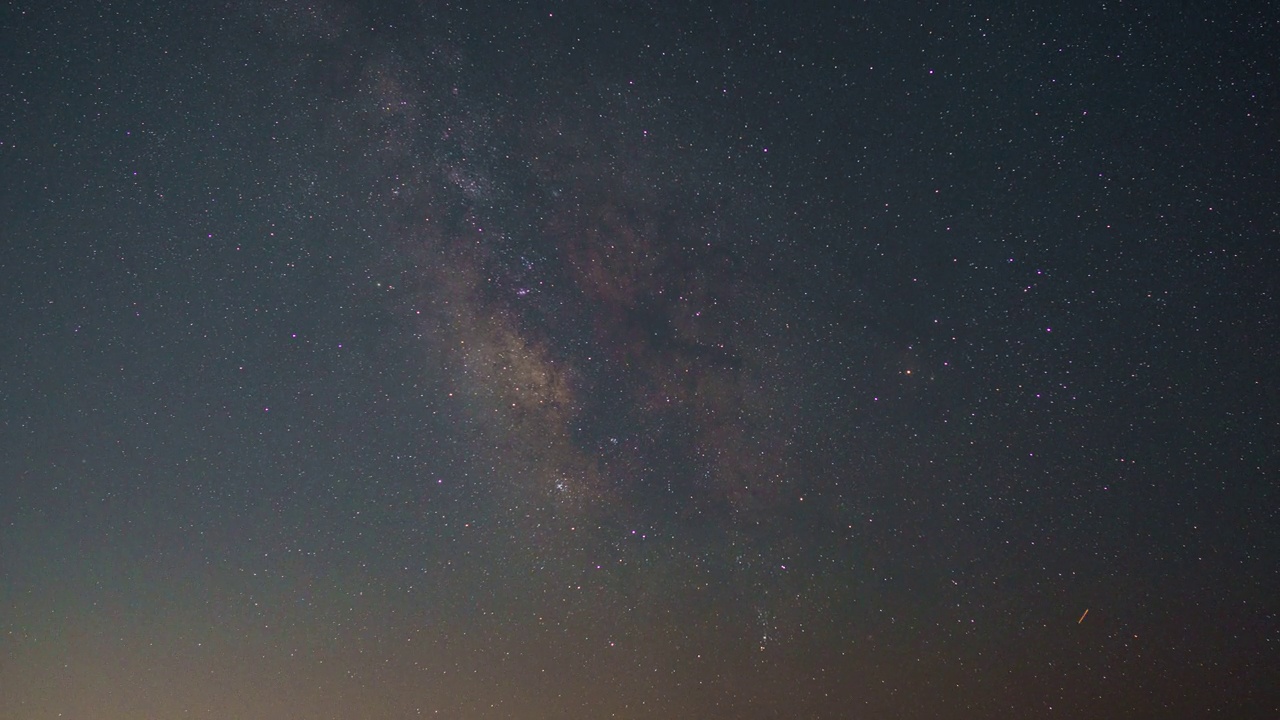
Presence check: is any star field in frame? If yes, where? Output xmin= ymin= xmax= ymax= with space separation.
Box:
xmin=1 ymin=1 xmax=1276 ymax=718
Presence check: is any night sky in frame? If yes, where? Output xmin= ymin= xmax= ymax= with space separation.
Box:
xmin=2 ymin=1 xmax=1277 ymax=718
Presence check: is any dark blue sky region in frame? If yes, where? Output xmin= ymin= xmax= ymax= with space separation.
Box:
xmin=1 ymin=1 xmax=1276 ymax=717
